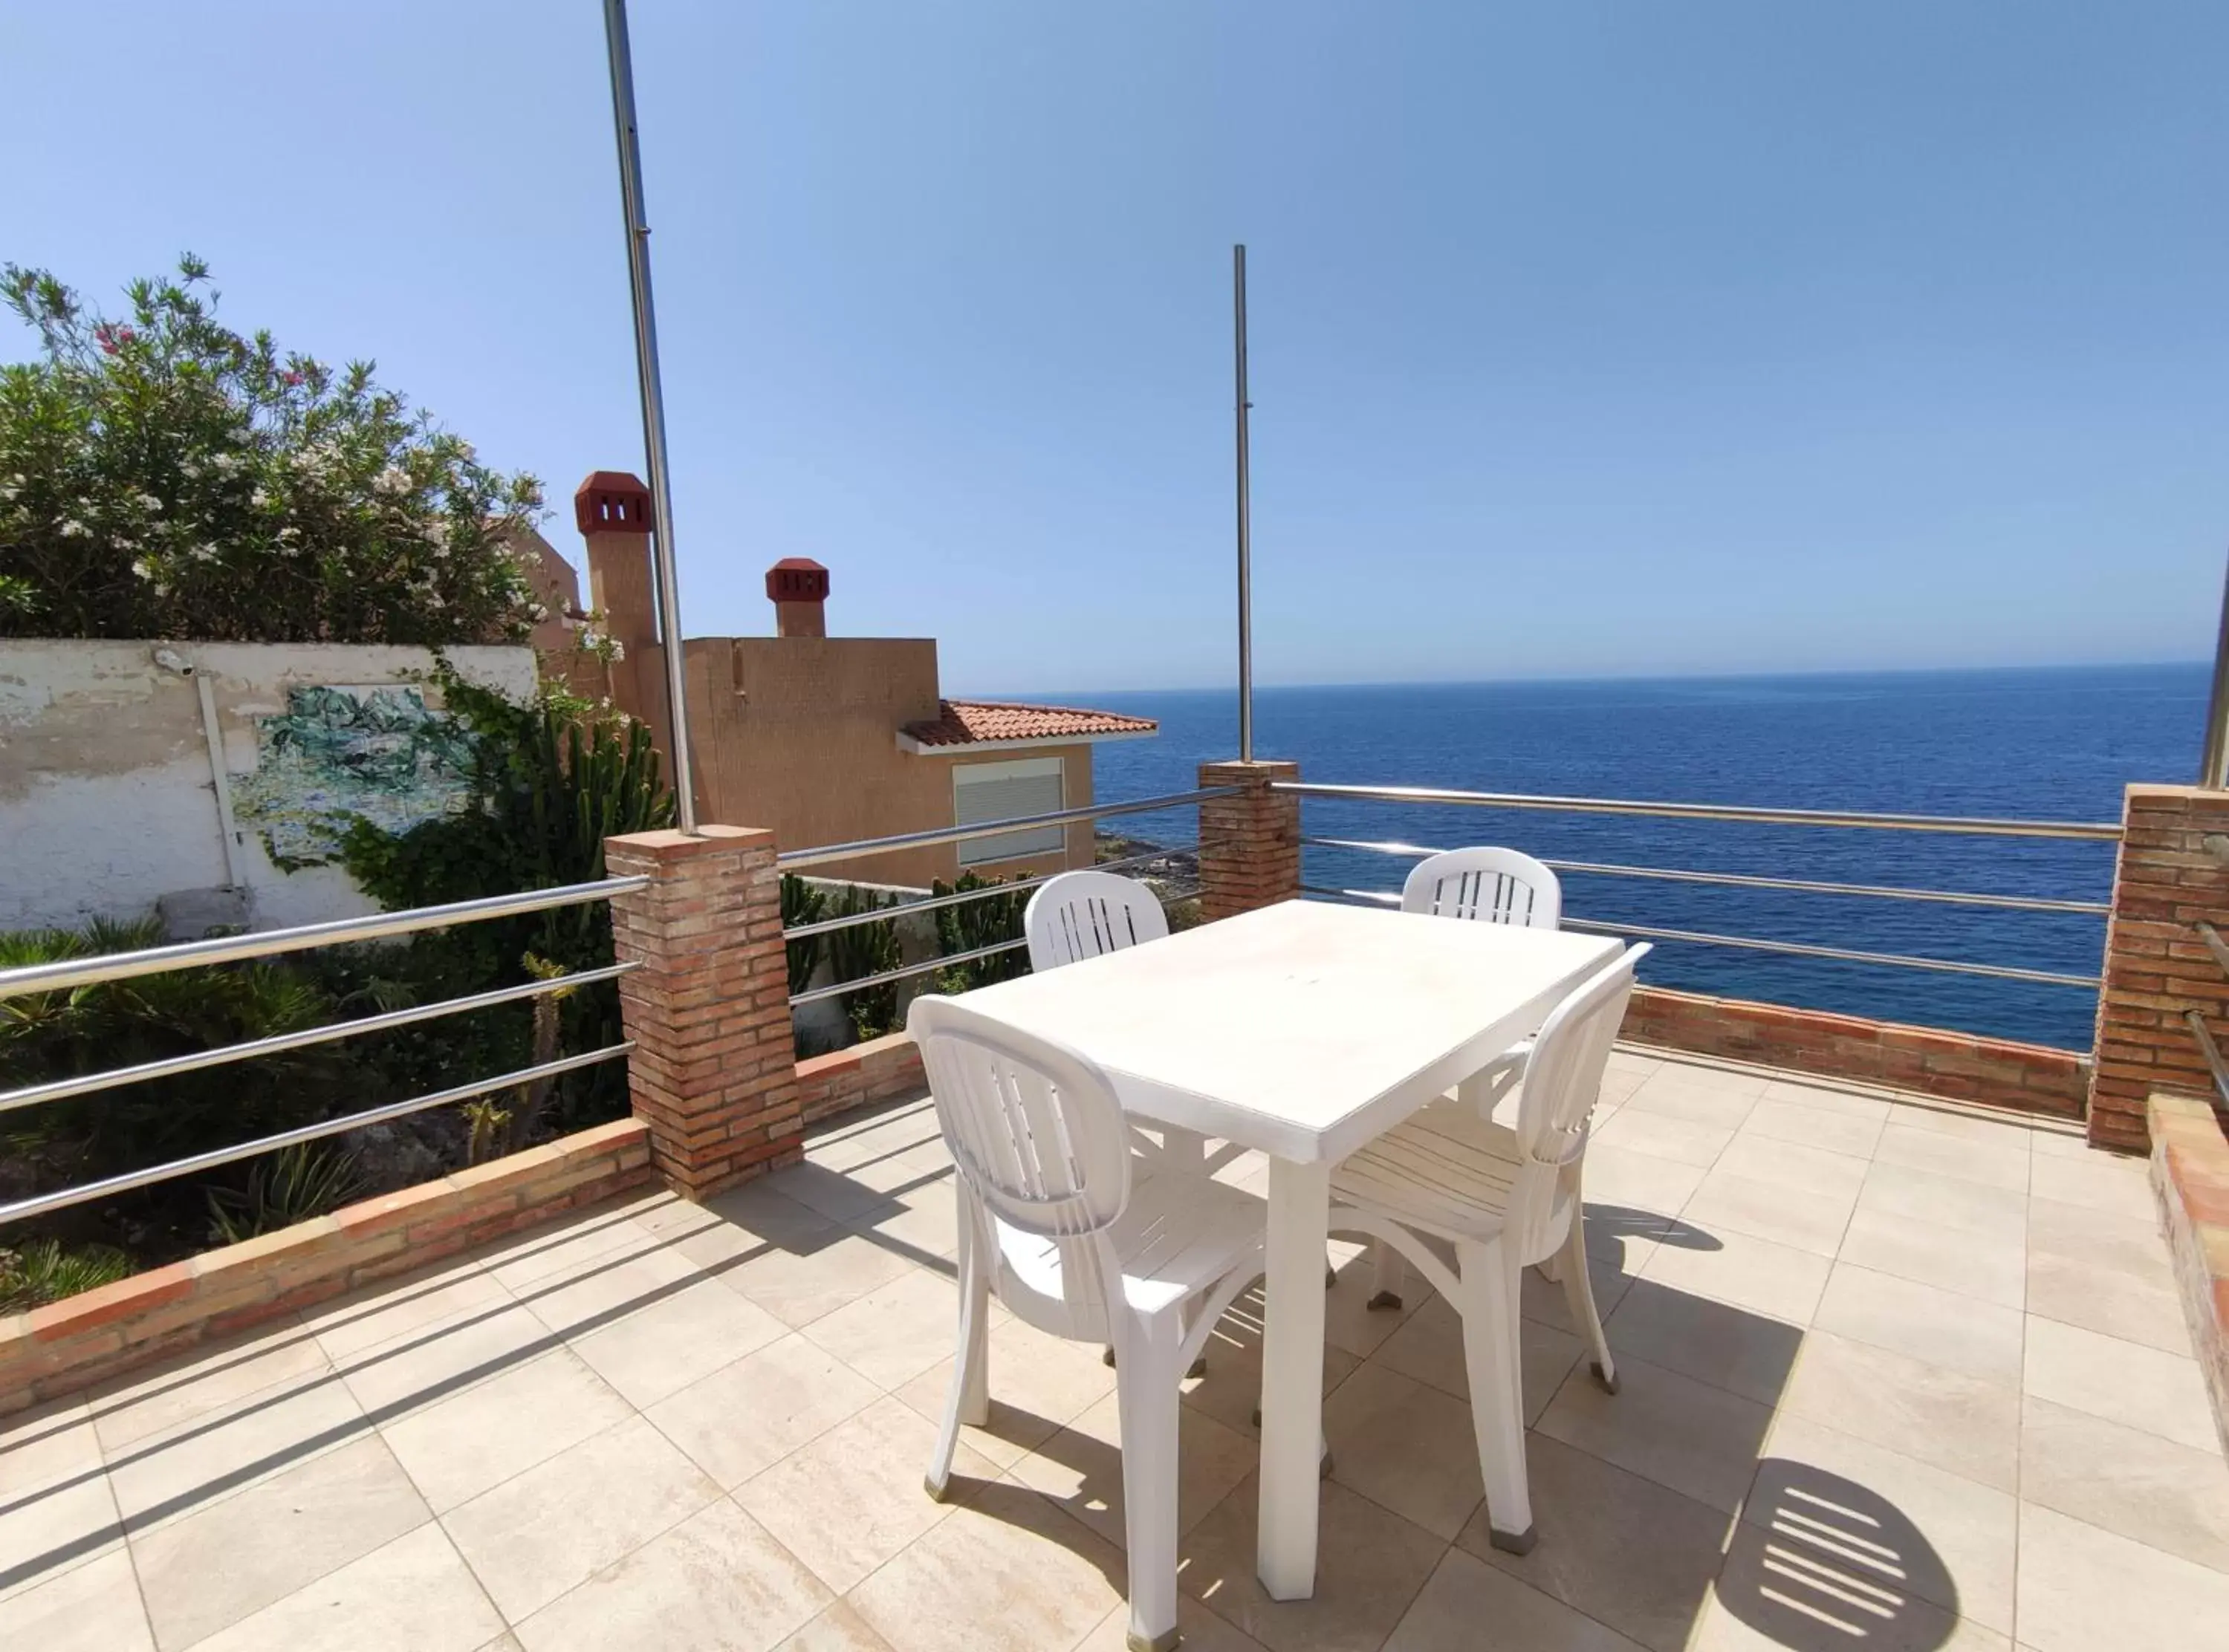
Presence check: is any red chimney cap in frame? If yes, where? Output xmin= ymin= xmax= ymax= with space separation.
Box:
xmin=765 ymin=559 xmax=830 ymax=603
xmin=574 ymin=471 xmax=652 ymax=536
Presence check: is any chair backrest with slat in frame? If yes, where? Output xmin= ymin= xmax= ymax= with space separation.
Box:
xmin=1504 ymin=943 xmax=1649 ymax=1261
xmin=1024 ymin=869 xmax=1170 ymax=972
xmin=1401 ymin=847 xmax=1561 ymax=929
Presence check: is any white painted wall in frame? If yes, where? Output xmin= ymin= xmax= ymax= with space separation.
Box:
xmin=0 ymin=641 xmax=536 ymax=937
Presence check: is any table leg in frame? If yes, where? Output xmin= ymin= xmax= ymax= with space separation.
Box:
xmin=1257 ymin=1157 xmax=1330 ymax=1600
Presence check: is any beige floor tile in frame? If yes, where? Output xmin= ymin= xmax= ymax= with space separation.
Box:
xmin=849 ymin=1475 xmax=1123 ymax=1652
xmin=1892 ymin=1105 xmax=2040 ymax=1149
xmin=299 ymin=1258 xmax=510 ymax=1362
xmin=380 ymin=1347 xmax=635 ymax=1512
xmin=1179 ymin=1474 xmax=1448 ymax=1652
xmin=1388 ymin=1546 xmax=1648 ymax=1651
xmin=1180 ymin=1307 xmax=1366 ymax=1440
xmin=2024 ymin=1191 xmax=2174 ymax=1276
xmin=91 ymin=1325 xmax=333 ymax=1452
xmin=2021 ymin=1316 xmax=2219 ymax=1453
xmin=892 ymin=1312 xmax=1119 ymax=1469
xmin=1459 ymin=1432 xmax=1728 ymax=1652
xmin=129 ymin=1435 xmax=429 ymax=1651
xmin=1872 ymin=1126 xmax=2030 ymax=1194
xmin=775 ymin=1600 xmax=901 ymax=1651
xmin=1834 ymin=1209 xmax=2028 ymax=1310
xmin=0 ymin=1394 xmax=101 ymax=1490
xmin=1519 ymin=1248 xmax=1640 ymax=1336
xmin=1537 ymin=1352 xmax=1772 ymax=1514
xmin=1638 ymin=1226 xmax=1832 ymax=1326
xmin=335 ymin=1301 xmax=557 ymax=1420
xmin=568 ymin=1277 xmax=789 ymax=1408
xmin=441 ymin=1417 xmax=720 ymax=1622
xmin=2025 ymin=1245 xmax=2193 ymax=1355
xmin=1695 ymin=1522 xmax=2007 ymax=1652
xmin=2025 ymin=1148 xmax=2156 ymax=1220
xmin=2020 ymin=1395 xmax=2229 ymax=1576
xmin=1576 ymin=1145 xmax=1707 ymax=1228
xmin=107 ymin=1368 xmax=369 ymax=1532
xmin=650 ymin=1333 xmax=883 ymax=1489
xmin=2016 ymin=1500 xmax=2229 ymax=1652
xmin=0 ymin=1545 xmax=152 ymax=1651
xmin=1713 ymin=1134 xmax=1872 ymax=1200
xmin=2026 ymin=1125 xmax=2101 ymax=1160
xmin=655 ymin=1183 xmax=842 ymax=1275
xmin=849 ymin=1178 xmax=962 ymax=1263
xmin=816 ymin=1134 xmax=951 ymax=1199
xmin=718 ymin=1225 xmax=920 ymax=1332
xmin=801 ymin=1269 xmax=982 ymax=1393
xmin=513 ymin=1497 xmax=831 ymax=1652
xmin=1813 ymin=1264 xmax=2025 ymax=1386
xmin=1602 ymin=1278 xmax=1805 ymax=1408
xmin=1369 ymin=1295 xmax=1583 ymax=1425
xmin=803 ymin=1100 xmax=939 ymax=1173
xmin=735 ymin=1396 xmax=991 ymax=1593
xmin=1855 ymin=1162 xmax=2026 ymax=1244
xmin=1011 ymin=1385 xmax=1257 ymax=1549
xmin=1621 ymin=1082 xmax=1759 ymax=1134
xmin=513 ymin=1245 xmax=704 ymax=1340
xmin=1779 ymin=1331 xmax=2019 ymax=1492
xmin=765 ymin=1161 xmax=906 ymax=1226
xmin=1592 ymin=1109 xmax=1735 ymax=1169
xmin=1759 ymin=1079 xmax=1893 ymax=1123
xmin=1681 ymin=1168 xmax=1856 ymax=1258
xmin=1317 ymin=1362 xmax=1482 ymax=1541
xmin=187 ymin=1521 xmax=503 ymax=1652
xmin=0 ymin=1401 xmax=124 ymax=1603
xmin=1754 ymin=1414 xmax=2017 ymax=1633
xmin=478 ymin=1205 xmax=667 ymax=1292
xmin=1077 ymin=1593 xmax=1274 ymax=1651
xmin=1735 ymin=1096 xmax=1886 ymax=1160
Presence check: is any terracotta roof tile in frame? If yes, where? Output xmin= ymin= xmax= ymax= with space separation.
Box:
xmin=901 ymin=699 xmax=1158 ymax=749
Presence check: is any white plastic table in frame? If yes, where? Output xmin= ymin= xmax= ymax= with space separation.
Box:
xmin=949 ymin=897 xmax=1620 ymax=1599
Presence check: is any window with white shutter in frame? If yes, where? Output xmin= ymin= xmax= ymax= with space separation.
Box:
xmin=953 ymin=757 xmax=1065 ymax=867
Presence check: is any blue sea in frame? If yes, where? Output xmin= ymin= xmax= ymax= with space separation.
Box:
xmin=1074 ymin=664 xmax=2209 ymax=1051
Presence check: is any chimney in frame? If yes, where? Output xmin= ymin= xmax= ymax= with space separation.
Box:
xmin=575 ymin=470 xmax=658 ymax=657
xmin=767 ymin=558 xmax=830 ymax=639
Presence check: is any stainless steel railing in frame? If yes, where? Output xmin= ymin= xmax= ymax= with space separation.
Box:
xmin=0 ymin=879 xmax=643 ymax=1228
xmin=1284 ymin=781 xmax=2116 ymax=996
xmin=777 ymin=787 xmax=1225 ymax=1008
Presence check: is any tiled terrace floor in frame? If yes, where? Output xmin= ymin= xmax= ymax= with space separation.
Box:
xmin=5 ymin=1050 xmax=2228 ymax=1652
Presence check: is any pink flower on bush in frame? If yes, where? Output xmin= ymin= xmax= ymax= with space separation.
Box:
xmin=282 ymin=370 xmax=303 ymax=387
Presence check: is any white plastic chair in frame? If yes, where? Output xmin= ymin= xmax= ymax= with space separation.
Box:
xmin=1025 ymin=868 xmax=1170 ymax=968
xmin=1328 ymin=943 xmax=1648 ymax=1555
xmin=912 ymin=995 xmax=1268 ymax=1652
xmin=1366 ymin=846 xmax=1566 ymax=1309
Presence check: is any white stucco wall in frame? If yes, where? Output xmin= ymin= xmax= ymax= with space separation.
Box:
xmin=0 ymin=640 xmax=536 ymax=937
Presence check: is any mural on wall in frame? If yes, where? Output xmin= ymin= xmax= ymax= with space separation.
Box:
xmin=231 ymin=685 xmax=479 ymax=868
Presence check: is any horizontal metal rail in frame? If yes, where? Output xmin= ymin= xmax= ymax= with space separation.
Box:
xmin=1301 ymin=836 xmax=2108 ymax=916
xmin=1299 ymin=885 xmax=2103 ymax=989
xmin=784 ymin=843 xmax=1204 ymax=942
xmin=0 ymin=878 xmax=649 ymax=1001
xmin=789 ymin=937 xmax=1029 ymax=1008
xmin=0 ymin=963 xmax=639 ymax=1117
xmin=0 ymin=1044 xmax=634 ymax=1229
xmin=2186 ymin=1010 xmax=2229 ymax=1111
xmin=776 ymin=787 xmax=1237 ymax=871
xmin=1279 ymin=781 xmax=2121 ymax=841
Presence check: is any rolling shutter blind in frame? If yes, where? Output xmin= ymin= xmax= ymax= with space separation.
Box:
xmin=954 ymin=758 xmax=1065 ymax=866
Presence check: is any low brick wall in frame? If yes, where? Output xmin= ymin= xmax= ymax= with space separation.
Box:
xmin=0 ymin=1119 xmax=651 ymax=1419
xmin=1622 ymin=986 xmax=2089 ymax=1121
xmin=796 ymin=1032 xmax=927 ymax=1126
xmin=2150 ymin=1093 xmax=2229 ymax=1455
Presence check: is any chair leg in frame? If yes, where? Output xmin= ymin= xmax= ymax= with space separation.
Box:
xmin=1368 ymin=1238 xmax=1406 ymax=1310
xmin=1558 ymin=1215 xmax=1616 ymax=1394
xmin=927 ymin=1213 xmax=990 ymax=1501
xmin=1112 ymin=1310 xmax=1184 ymax=1652
xmin=1457 ymin=1238 xmax=1534 ymax=1553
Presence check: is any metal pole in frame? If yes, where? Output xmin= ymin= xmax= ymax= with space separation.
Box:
xmin=603 ymin=0 xmax=700 ymax=833
xmin=1233 ymin=244 xmax=1254 ymax=762
xmin=2202 ymin=549 xmax=2229 ymax=789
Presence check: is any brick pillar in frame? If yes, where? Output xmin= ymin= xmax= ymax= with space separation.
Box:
xmin=2089 ymin=784 xmax=2229 ymax=1153
xmin=606 ymin=825 xmax=803 ymax=1197
xmin=1196 ymin=760 xmax=1302 ymax=922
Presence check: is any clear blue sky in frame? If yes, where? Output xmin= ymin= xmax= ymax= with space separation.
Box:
xmin=9 ymin=1 xmax=2225 ymax=694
